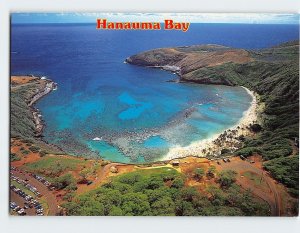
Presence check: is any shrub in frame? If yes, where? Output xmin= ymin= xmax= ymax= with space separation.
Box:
xmin=53 ymin=173 xmax=76 ymax=190
xmin=218 ymin=170 xmax=237 ymax=188
xmin=249 ymin=123 xmax=262 ymax=132
xmin=236 ymin=147 xmax=262 ymax=157
xmin=39 ymin=150 xmax=47 ymax=157
xmin=194 ymin=168 xmax=205 ymax=181
xmin=207 ymin=166 xmax=216 ymax=178
xmin=10 ymin=153 xmax=21 ymax=161
xmin=29 ymin=146 xmax=40 ymax=153
xmin=22 ymin=150 xmax=30 ymax=155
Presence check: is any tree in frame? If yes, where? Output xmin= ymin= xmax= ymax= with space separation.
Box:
xmin=194 ymin=168 xmax=205 ymax=181
xmin=63 ymin=191 xmax=75 ymax=202
xmin=78 ymin=201 xmax=105 ymax=216
xmin=79 ymin=168 xmax=90 ymax=183
xmin=61 ymin=202 xmax=80 ymax=215
xmin=171 ymin=177 xmax=184 ymax=189
xmin=146 ymin=187 xmax=171 ymax=204
xmin=175 ymin=200 xmax=198 ymax=216
xmin=180 ymin=187 xmax=199 ymax=202
xmin=151 ymin=196 xmax=175 ymax=216
xmin=250 ymin=123 xmax=262 ymax=132
xmin=218 ymin=170 xmax=237 ymax=188
xmin=118 ymin=173 xmax=142 ymax=185
xmin=206 ymin=185 xmax=226 ymax=206
xmin=53 ymin=173 xmax=76 ymax=190
xmin=108 ymin=206 xmax=123 ymax=216
xmin=207 ymin=166 xmax=216 ymax=178
xmin=146 ymin=176 xmax=165 ymax=189
xmin=221 ymin=148 xmax=230 ymax=155
xmin=121 ymin=192 xmax=152 ymax=216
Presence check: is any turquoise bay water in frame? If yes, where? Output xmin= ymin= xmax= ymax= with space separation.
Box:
xmin=11 ymin=23 xmax=299 ymax=163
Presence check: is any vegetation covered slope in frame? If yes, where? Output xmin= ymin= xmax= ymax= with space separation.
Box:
xmin=10 ymin=77 xmax=61 ymax=154
xmin=126 ymin=41 xmax=299 ymax=195
xmin=11 ymin=77 xmax=42 ymax=139
xmin=62 ymin=168 xmax=269 ymax=216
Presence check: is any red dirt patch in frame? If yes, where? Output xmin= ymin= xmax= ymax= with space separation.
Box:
xmin=11 ymin=139 xmax=41 ymax=167
xmin=11 ymin=76 xmax=38 ymax=85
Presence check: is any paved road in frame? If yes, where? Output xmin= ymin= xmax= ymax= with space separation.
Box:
xmin=11 ymin=170 xmax=59 ymax=216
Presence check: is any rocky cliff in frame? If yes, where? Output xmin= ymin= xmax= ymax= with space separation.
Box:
xmin=126 ymin=41 xmax=299 ymax=86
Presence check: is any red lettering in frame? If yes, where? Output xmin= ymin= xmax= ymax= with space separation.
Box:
xmin=164 ymin=20 xmax=174 ymax=30
xmin=96 ymin=19 xmax=107 ymax=29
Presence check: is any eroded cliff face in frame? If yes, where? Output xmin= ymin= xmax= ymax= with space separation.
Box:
xmin=125 ymin=41 xmax=299 ymax=86
xmin=125 ymin=44 xmax=253 ymax=85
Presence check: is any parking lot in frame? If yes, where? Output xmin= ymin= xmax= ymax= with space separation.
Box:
xmin=10 ymin=176 xmax=45 ymax=216
xmin=10 ymin=167 xmax=59 ymax=216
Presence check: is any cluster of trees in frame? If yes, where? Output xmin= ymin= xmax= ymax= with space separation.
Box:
xmin=62 ymin=168 xmax=270 ymax=216
xmin=193 ymin=166 xmax=216 ymax=181
xmin=264 ymin=156 xmax=299 ymax=197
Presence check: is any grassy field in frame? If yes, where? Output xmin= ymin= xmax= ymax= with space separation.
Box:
xmin=125 ymin=167 xmax=179 ymax=177
xmin=23 ymin=155 xmax=89 ymax=178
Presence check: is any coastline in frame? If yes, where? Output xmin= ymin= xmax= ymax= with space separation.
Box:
xmin=28 ymin=79 xmax=57 ymax=137
xmin=163 ymin=86 xmax=258 ymax=160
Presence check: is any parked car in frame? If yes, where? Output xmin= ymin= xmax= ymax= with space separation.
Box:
xmin=17 ymin=209 xmax=26 ymax=215
xmin=10 ymin=202 xmax=17 ymax=209
xmin=240 ymin=155 xmax=246 ymax=160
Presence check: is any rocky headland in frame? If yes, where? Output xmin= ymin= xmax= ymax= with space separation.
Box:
xmin=10 ymin=75 xmax=60 ymax=153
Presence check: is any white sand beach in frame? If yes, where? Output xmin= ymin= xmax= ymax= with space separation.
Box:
xmin=163 ymin=87 xmax=258 ymax=160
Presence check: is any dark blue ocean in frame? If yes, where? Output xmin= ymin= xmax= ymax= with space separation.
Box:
xmin=11 ymin=23 xmax=299 ymax=163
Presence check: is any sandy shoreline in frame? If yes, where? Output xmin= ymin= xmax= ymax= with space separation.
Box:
xmin=163 ymin=86 xmax=258 ymax=160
